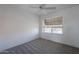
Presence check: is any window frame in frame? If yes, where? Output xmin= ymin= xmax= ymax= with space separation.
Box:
xmin=42 ymin=16 xmax=63 ymax=34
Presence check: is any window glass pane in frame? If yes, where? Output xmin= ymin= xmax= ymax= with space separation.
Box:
xmin=42 ymin=28 xmax=51 ymax=33
xmin=52 ymin=28 xmax=63 ymax=34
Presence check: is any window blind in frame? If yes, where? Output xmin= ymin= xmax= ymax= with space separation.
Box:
xmin=44 ymin=16 xmax=63 ymax=25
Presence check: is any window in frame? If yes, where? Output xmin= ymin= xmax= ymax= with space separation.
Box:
xmin=42 ymin=16 xmax=63 ymax=34
xmin=42 ymin=27 xmax=52 ymax=33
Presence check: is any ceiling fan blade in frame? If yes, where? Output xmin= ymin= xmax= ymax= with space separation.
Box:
xmin=42 ymin=7 xmax=56 ymax=9
xmin=30 ymin=4 xmax=56 ymax=10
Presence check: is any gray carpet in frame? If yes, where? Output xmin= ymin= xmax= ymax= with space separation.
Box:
xmin=0 ymin=38 xmax=79 ymax=54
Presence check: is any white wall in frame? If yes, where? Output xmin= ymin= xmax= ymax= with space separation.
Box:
xmin=0 ymin=5 xmax=39 ymax=51
xmin=40 ymin=5 xmax=79 ymax=48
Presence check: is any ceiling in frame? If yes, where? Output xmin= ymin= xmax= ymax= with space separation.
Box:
xmin=16 ymin=4 xmax=79 ymax=15
xmin=0 ymin=4 xmax=78 ymax=15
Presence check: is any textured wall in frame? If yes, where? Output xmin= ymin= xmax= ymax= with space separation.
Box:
xmin=0 ymin=5 xmax=39 ymax=51
xmin=40 ymin=5 xmax=79 ymax=48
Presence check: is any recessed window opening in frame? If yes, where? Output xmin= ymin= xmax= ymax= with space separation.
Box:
xmin=42 ymin=16 xmax=63 ymax=34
